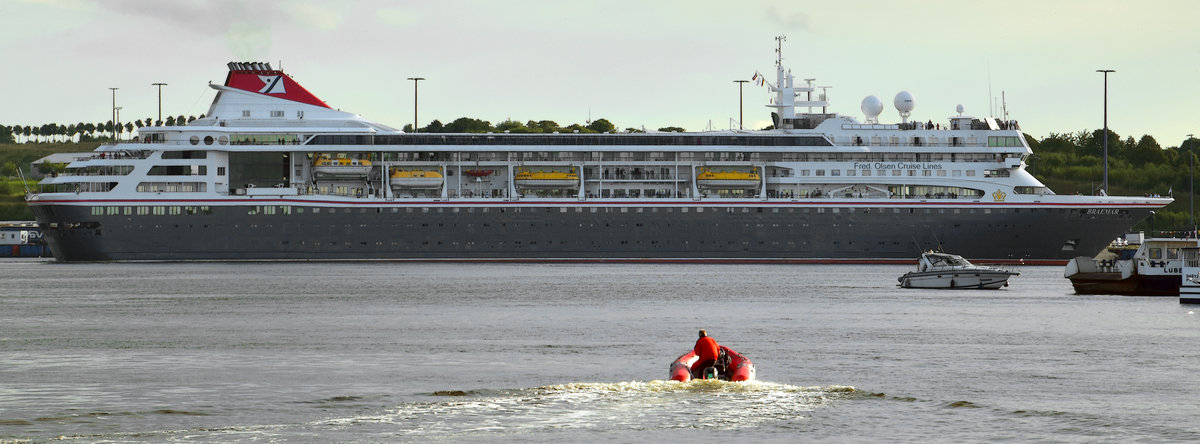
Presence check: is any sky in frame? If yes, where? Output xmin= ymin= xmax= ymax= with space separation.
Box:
xmin=2 ymin=0 xmax=1198 ymax=145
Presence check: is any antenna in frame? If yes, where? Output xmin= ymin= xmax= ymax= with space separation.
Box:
xmin=987 ymin=62 xmax=994 ymax=117
xmin=775 ymin=35 xmax=786 ymax=67
xmin=1002 ymin=91 xmax=1008 ymax=121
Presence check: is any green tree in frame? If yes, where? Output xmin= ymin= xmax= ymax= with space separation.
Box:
xmin=0 ymin=161 xmax=17 ymax=177
xmin=443 ymin=117 xmax=493 ymax=133
xmin=496 ymin=119 xmax=533 ymax=133
xmin=586 ymin=118 xmax=615 ymax=133
xmin=0 ymin=125 xmax=13 ymax=143
xmin=1126 ymin=135 xmax=1166 ymax=166
xmin=562 ymin=123 xmax=594 ymax=133
xmin=1180 ymin=136 xmax=1200 ymax=157
xmin=657 ymin=126 xmax=686 ymax=132
xmin=528 ymin=120 xmax=560 ymax=133
xmin=421 ymin=119 xmax=444 ymax=132
xmin=1081 ymin=128 xmax=1122 ymax=157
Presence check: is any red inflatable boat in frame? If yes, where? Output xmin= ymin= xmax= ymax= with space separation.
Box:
xmin=669 ymin=345 xmax=756 ymax=382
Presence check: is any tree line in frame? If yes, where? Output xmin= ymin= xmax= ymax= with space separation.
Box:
xmin=0 ymin=115 xmax=205 ymax=144
xmin=1028 ymin=129 xmax=1200 ymax=232
xmin=1 ymin=115 xmax=689 ymax=145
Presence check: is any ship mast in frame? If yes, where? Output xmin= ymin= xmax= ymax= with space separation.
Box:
xmin=766 ymin=35 xmax=828 ymax=129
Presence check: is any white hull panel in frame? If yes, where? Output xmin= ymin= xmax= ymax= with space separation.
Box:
xmin=899 ymin=271 xmax=1015 ymax=289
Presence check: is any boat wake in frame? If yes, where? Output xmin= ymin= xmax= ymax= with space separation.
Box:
xmin=323 ymin=381 xmax=860 ymax=438
xmin=19 ymin=382 xmax=859 ymax=442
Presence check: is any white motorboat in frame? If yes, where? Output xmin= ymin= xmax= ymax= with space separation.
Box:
xmin=898 ymin=251 xmax=1019 ymax=289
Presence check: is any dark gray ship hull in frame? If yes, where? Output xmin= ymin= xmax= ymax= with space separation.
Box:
xmin=31 ymin=202 xmax=1148 ymax=263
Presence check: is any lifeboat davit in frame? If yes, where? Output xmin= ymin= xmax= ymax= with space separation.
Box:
xmin=669 ymin=345 xmax=756 ymax=382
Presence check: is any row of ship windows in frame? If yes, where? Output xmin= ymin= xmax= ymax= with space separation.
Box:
xmin=63 ymin=165 xmax=219 ymax=177
xmin=135 ymin=182 xmax=207 ymax=192
xmin=87 ymin=205 xmax=1111 ymax=217
xmin=48 ymin=182 xmax=208 ymax=193
xmin=92 ymin=206 xmax=213 ymax=216
xmin=242 ymin=110 xmax=300 ymax=118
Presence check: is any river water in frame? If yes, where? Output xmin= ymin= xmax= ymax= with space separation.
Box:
xmin=2 ymin=260 xmax=1198 ymax=442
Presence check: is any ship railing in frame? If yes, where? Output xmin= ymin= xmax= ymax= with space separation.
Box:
xmin=83 ymin=151 xmax=151 ymax=161
xmin=100 ymin=139 xmax=154 ymax=146
xmin=595 ymin=174 xmax=682 ymax=181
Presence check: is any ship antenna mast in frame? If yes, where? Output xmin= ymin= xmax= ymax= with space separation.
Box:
xmin=775 ymin=35 xmax=786 ymax=67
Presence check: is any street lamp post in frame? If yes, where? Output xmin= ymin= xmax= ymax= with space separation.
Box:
xmin=1190 ymin=134 xmax=1196 ymax=235
xmin=407 ymin=77 xmax=424 ymax=133
xmin=1097 ymin=69 xmax=1115 ymax=195
xmin=108 ymin=87 xmax=118 ymax=139
xmin=114 ymin=106 xmax=122 ymax=141
xmin=152 ymin=82 xmax=168 ymax=124
xmin=733 ymin=80 xmax=749 ymax=130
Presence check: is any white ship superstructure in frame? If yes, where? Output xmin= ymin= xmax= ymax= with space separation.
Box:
xmin=26 ymin=50 xmax=1170 ymax=263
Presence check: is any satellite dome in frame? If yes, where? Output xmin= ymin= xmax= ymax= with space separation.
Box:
xmin=956 ymin=104 xmax=964 ymax=115
xmin=861 ymin=95 xmax=883 ymax=123
xmin=894 ymin=91 xmax=915 ymax=113
xmin=894 ymin=91 xmax=915 ymax=123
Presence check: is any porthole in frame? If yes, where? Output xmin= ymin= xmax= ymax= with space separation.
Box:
xmin=189 ymin=136 xmax=199 ymax=145
xmin=204 ymin=135 xmax=214 ymax=145
xmin=218 ymin=135 xmax=229 ymax=145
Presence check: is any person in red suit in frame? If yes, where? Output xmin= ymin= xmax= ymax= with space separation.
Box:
xmin=692 ymin=329 xmax=720 ymax=379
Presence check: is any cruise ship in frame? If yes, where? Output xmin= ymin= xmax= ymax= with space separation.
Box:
xmin=26 ymin=46 xmax=1170 ymax=263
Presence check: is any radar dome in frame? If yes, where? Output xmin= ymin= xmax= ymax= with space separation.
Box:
xmin=894 ymin=91 xmax=915 ymax=123
xmin=894 ymin=91 xmax=915 ymax=113
xmin=956 ymin=104 xmax=964 ymax=115
xmin=861 ymin=95 xmax=883 ymax=123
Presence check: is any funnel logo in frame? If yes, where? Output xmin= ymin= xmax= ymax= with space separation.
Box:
xmin=258 ymin=75 xmax=286 ymax=94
